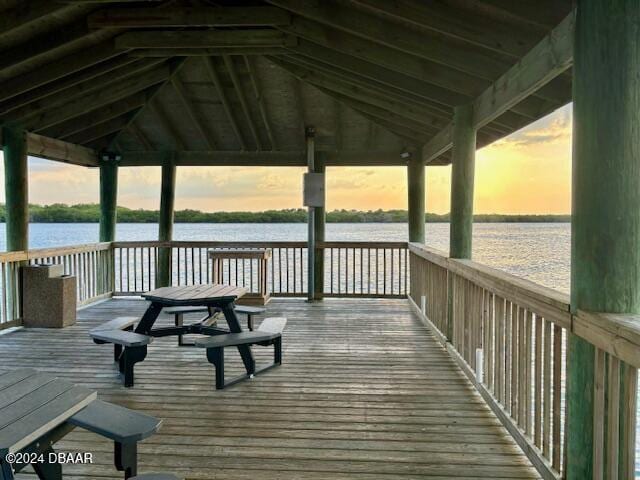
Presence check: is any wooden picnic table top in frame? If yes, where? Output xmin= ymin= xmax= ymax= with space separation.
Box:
xmin=208 ymin=249 xmax=271 ymax=260
xmin=141 ymin=284 xmax=247 ymax=306
xmin=0 ymin=368 xmax=97 ymax=457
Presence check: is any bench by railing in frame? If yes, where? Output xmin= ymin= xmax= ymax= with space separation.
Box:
xmin=408 ymin=243 xmax=638 ymax=480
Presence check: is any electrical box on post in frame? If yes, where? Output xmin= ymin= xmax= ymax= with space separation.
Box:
xmin=303 ymin=172 xmax=325 ymax=207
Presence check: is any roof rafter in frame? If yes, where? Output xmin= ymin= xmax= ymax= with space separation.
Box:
xmin=147 ymin=99 xmax=187 ymax=151
xmin=203 ymin=56 xmax=247 ymax=150
xmin=128 ymin=122 xmax=154 ymax=151
xmin=65 ymin=114 xmax=131 ymax=145
xmin=223 ymin=55 xmax=262 ymax=150
xmin=244 ymin=56 xmax=277 ymax=150
xmin=115 ymin=30 xmax=297 ymax=50
xmin=170 ymin=73 xmax=217 ymax=149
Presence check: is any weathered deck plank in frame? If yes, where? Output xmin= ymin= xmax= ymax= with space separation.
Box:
xmin=0 ymin=298 xmax=540 ymax=479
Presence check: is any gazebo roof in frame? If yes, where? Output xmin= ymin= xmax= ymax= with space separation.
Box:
xmin=0 ymin=0 xmax=574 ymax=167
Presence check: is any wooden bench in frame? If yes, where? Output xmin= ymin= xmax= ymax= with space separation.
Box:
xmin=195 ymin=317 xmax=286 ymax=389
xmin=69 ymin=399 xmax=163 ymax=479
xmin=164 ymin=305 xmax=266 ymax=346
xmin=89 ymin=317 xmax=151 ymax=388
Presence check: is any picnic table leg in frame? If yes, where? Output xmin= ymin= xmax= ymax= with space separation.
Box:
xmin=221 ymin=303 xmax=255 ymax=375
xmin=134 ymin=302 xmax=164 ymax=335
xmin=32 ymin=447 xmax=62 ymax=480
xmin=114 ymin=441 xmax=137 ymax=479
xmin=0 ymin=460 xmax=14 ymax=480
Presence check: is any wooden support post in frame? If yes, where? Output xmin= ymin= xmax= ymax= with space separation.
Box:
xmin=2 ymin=125 xmax=29 ymax=252
xmin=99 ymin=161 xmax=118 ymax=243
xmin=449 ymin=104 xmax=476 ymax=259
xmin=407 ymin=154 xmax=425 ymax=243
xmin=306 ymin=128 xmax=316 ymax=301
xmin=567 ymin=1 xmax=640 ymax=478
xmin=447 ymin=103 xmax=476 ymax=341
xmin=157 ymin=157 xmax=176 ymax=288
xmin=312 ymin=154 xmax=325 ymax=300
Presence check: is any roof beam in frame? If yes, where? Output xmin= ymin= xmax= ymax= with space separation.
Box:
xmin=88 ymin=7 xmax=291 ymax=28
xmin=0 ymin=41 xmax=120 ymax=103
xmin=65 ymin=115 xmax=131 ymax=145
xmin=268 ymin=0 xmax=508 ymax=81
xmin=350 ymin=0 xmax=542 ymax=59
xmin=40 ymin=92 xmax=147 ymax=139
xmin=115 ymin=30 xmax=297 ymax=49
xmin=128 ymin=47 xmax=291 ymax=57
xmin=170 ymin=74 xmax=217 ymax=149
xmin=203 ymin=57 xmax=247 ymax=151
xmin=244 ymin=56 xmax=277 ymax=150
xmin=109 ymin=58 xmax=186 ymax=150
xmin=128 ymin=123 xmax=154 ymax=151
xmin=4 ymin=58 xmax=165 ymax=122
xmin=0 ymin=54 xmax=138 ymax=116
xmin=422 ymin=10 xmax=575 ymax=164
xmin=26 ymin=132 xmax=99 ymax=167
xmin=223 ymin=55 xmax=262 ymax=150
xmin=24 ymin=63 xmax=173 ymax=131
xmin=118 ymin=150 xmax=411 ymax=166
xmin=0 ymin=1 xmax=71 ymax=40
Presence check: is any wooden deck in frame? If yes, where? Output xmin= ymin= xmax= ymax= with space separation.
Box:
xmin=1 ymin=298 xmax=540 ymax=479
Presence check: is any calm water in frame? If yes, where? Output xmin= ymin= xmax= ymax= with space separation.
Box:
xmin=0 ymin=222 xmax=572 ymax=292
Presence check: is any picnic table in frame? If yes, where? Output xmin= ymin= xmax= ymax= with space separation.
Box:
xmin=0 ymin=368 xmax=167 ymax=480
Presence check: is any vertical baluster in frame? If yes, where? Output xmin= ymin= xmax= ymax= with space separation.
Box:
xmin=552 ymin=325 xmax=562 ymax=471
xmin=1 ymin=263 xmax=7 ymax=324
xmin=593 ymin=348 xmax=605 ymax=480
xmin=518 ymin=307 xmax=527 ymax=428
xmin=525 ymin=310 xmax=533 ymax=436
xmin=606 ymin=355 xmax=621 ymax=480
xmin=543 ymin=319 xmax=552 ymax=458
xmin=621 ymin=362 xmax=638 ymax=479
xmin=487 ymin=292 xmax=495 ymax=392
xmin=534 ymin=314 xmax=543 ymax=447
xmin=353 ymin=247 xmax=356 ymax=294
xmin=504 ymin=300 xmax=512 ymax=411
xmin=512 ymin=306 xmax=521 ymax=421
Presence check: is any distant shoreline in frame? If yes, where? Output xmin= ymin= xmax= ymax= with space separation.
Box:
xmin=0 ymin=203 xmax=570 ymax=224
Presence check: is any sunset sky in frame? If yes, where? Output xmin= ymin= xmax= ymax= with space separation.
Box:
xmin=1 ymin=104 xmax=572 ymax=215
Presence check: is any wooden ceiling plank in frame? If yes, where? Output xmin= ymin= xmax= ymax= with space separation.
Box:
xmin=24 ymin=63 xmax=173 ymax=131
xmin=170 ymin=74 xmax=217 ymax=149
xmin=244 ymin=56 xmax=277 ymax=151
xmin=203 ymin=57 xmax=247 ymax=151
xmin=0 ymin=41 xmax=120 ymax=103
xmin=267 ymin=0 xmax=509 ymax=82
xmin=422 ymin=10 xmax=575 ymax=165
xmin=4 ymin=58 xmax=165 ymax=122
xmin=223 ymin=55 xmax=262 ymax=150
xmin=0 ymin=54 xmax=138 ymax=116
xmin=88 ymin=7 xmax=291 ymax=28
xmin=115 ymin=30 xmax=297 ymax=50
xmin=351 ymin=109 xmax=427 ymax=144
xmin=40 ymin=92 xmax=148 ymax=139
xmin=26 ymin=132 xmax=99 ymax=167
xmin=147 ymin=99 xmax=187 ymax=151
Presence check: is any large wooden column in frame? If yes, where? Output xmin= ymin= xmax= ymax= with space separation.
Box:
xmin=99 ymin=161 xmax=118 ymax=243
xmin=407 ymin=155 xmax=425 ymax=243
xmin=312 ymin=154 xmax=325 ymax=300
xmin=306 ymin=129 xmax=316 ymax=301
xmin=449 ymin=103 xmax=476 ymax=259
xmin=568 ymin=1 xmax=640 ymax=478
xmin=157 ymin=159 xmax=176 ymax=288
xmin=2 ymin=125 xmax=29 ymax=252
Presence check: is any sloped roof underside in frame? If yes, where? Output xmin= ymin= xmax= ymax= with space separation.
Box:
xmin=0 ymin=0 xmax=574 ymax=166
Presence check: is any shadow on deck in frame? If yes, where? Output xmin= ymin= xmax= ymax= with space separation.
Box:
xmin=1 ymin=298 xmax=539 ymax=479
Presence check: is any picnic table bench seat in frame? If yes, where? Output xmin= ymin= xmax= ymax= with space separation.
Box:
xmin=196 ymin=317 xmax=287 ymax=390
xmin=89 ymin=318 xmax=150 ymax=388
xmin=164 ymin=305 xmax=265 ymax=340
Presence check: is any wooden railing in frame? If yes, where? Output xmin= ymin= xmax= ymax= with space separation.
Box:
xmin=0 ymin=243 xmax=113 ymax=329
xmin=111 ymin=240 xmax=409 ymax=298
xmin=409 ymin=243 xmax=639 ymax=480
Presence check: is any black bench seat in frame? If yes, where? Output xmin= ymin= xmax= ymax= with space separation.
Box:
xmin=195 ymin=317 xmax=286 ymax=390
xmin=89 ymin=318 xmax=150 ymax=388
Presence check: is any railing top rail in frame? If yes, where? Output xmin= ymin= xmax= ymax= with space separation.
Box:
xmin=0 ymin=242 xmax=112 ymax=262
xmin=112 ymin=240 xmax=309 ymax=248
xmin=320 ymin=241 xmax=408 ymax=248
xmin=409 ymin=242 xmax=571 ymax=327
